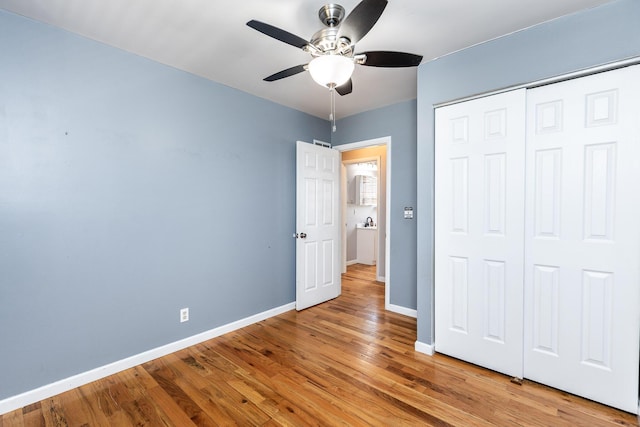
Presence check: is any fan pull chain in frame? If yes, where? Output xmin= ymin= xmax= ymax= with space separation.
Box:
xmin=330 ymin=85 xmax=337 ymax=132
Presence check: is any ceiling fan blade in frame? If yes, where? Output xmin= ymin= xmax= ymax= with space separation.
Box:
xmin=359 ymin=51 xmax=423 ymax=67
xmin=336 ymin=79 xmax=353 ymax=96
xmin=247 ymin=20 xmax=309 ymax=49
xmin=337 ymin=0 xmax=387 ymax=45
xmin=264 ymin=64 xmax=307 ymax=82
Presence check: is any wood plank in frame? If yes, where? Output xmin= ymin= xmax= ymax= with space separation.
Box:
xmin=40 ymin=397 xmax=69 ymax=427
xmin=0 ymin=409 xmax=24 ymax=427
xmin=143 ymin=357 xmax=219 ymax=426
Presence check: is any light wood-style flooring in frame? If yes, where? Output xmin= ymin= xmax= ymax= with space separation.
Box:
xmin=1 ymin=264 xmax=636 ymax=426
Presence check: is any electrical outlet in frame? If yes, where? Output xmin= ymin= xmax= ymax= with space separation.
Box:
xmin=180 ymin=307 xmax=189 ymax=323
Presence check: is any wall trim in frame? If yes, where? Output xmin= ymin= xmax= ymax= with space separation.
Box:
xmin=376 ymin=275 xmax=385 ymax=283
xmin=0 ymin=302 xmax=296 ymax=415
xmin=387 ymin=304 xmax=417 ymax=318
xmin=346 ymin=259 xmax=359 ymax=266
xmin=415 ymin=340 xmax=435 ymax=356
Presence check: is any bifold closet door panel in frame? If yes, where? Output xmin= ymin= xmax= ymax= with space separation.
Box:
xmin=523 ymin=65 xmax=640 ymax=413
xmin=434 ymin=89 xmax=526 ymax=378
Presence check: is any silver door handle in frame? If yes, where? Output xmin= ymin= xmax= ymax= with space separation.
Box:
xmin=298 ymin=232 xmax=307 ymax=239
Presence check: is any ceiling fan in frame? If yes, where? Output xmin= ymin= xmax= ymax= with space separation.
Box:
xmin=246 ymin=0 xmax=423 ymax=99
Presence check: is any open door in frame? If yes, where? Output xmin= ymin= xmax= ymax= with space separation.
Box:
xmin=296 ymin=141 xmax=341 ymax=310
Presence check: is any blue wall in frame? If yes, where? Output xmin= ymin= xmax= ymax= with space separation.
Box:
xmin=416 ymin=0 xmax=640 ymax=344
xmin=333 ymin=100 xmax=418 ymax=310
xmin=0 ymin=10 xmax=329 ymax=399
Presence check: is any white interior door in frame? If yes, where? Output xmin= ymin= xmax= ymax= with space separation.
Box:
xmin=434 ymin=89 xmax=526 ymax=378
xmin=296 ymin=141 xmax=341 ymax=310
xmin=523 ymin=65 xmax=640 ymax=413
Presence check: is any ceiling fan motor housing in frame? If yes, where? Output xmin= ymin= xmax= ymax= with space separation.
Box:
xmin=312 ymin=4 xmax=353 ymax=56
xmin=310 ymin=28 xmax=352 ymax=55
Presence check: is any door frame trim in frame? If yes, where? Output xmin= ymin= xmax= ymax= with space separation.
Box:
xmin=336 ymin=136 xmax=392 ymax=311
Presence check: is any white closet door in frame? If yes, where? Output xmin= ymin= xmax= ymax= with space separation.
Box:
xmin=435 ymin=89 xmax=526 ymax=378
xmin=524 ymin=66 xmax=640 ymax=413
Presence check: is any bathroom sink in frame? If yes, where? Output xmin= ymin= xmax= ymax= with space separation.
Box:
xmin=357 ymin=224 xmax=377 ymax=230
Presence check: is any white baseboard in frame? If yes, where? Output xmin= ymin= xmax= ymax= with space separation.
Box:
xmin=0 ymin=302 xmax=296 ymax=416
xmin=386 ymin=303 xmax=417 ymax=318
xmin=346 ymin=259 xmax=358 ymax=266
xmin=376 ymin=275 xmax=385 ymax=282
xmin=415 ymin=340 xmax=435 ymax=356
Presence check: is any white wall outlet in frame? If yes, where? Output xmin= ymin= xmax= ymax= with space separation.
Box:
xmin=180 ymin=307 xmax=189 ymax=323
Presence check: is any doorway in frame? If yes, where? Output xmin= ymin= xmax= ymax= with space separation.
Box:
xmin=336 ymin=137 xmax=391 ymax=310
xmin=343 ymin=157 xmax=379 ymax=267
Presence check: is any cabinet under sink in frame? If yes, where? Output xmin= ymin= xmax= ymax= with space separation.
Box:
xmin=356 ymin=226 xmax=377 ymax=265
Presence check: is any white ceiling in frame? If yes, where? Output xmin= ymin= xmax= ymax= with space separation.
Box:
xmin=0 ymin=0 xmax=613 ymax=119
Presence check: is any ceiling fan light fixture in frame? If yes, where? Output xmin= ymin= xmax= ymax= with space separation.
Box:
xmin=308 ymin=55 xmax=354 ymax=88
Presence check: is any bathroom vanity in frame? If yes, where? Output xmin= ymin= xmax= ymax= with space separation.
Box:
xmin=356 ymin=225 xmax=377 ymax=265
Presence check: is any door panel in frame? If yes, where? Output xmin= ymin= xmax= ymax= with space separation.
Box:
xmin=523 ymin=65 xmax=640 ymax=413
xmin=296 ymin=141 xmax=341 ymax=310
xmin=435 ymin=89 xmax=527 ymax=378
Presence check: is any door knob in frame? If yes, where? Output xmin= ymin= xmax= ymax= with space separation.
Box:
xmin=299 ymin=232 xmax=307 ymax=239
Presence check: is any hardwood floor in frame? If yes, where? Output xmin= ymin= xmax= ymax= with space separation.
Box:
xmin=1 ymin=264 xmax=636 ymax=426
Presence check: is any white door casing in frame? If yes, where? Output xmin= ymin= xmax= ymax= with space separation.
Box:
xmin=335 ymin=137 xmax=392 ymax=310
xmin=523 ymin=65 xmax=640 ymax=413
xmin=434 ymin=89 xmax=527 ymax=378
xmin=296 ymin=141 xmax=341 ymax=311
